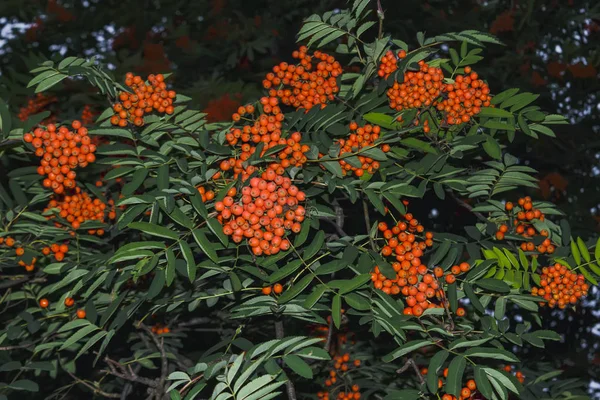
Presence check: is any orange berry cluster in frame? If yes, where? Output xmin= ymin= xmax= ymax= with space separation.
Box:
xmin=41 ymin=243 xmax=69 ymax=261
xmin=386 ymin=59 xmax=444 ymax=112
xmin=0 ymin=237 xmax=16 ymax=247
xmin=151 ymin=324 xmax=171 ymax=335
xmin=418 ymin=367 xmax=478 ymax=400
xmin=503 ymin=365 xmax=525 ymax=383
xmin=43 ymin=187 xmax=113 ymax=233
xmin=371 ymin=214 xmax=442 ymax=316
xmin=23 ymin=121 xmax=96 ymax=194
xmin=377 ymin=49 xmax=406 ymax=78
xmin=263 ymin=46 xmax=342 ymax=111
xmin=221 ymin=97 xmax=309 ymax=180
xmin=437 ymin=66 xmax=491 ymax=125
xmin=80 ymin=104 xmax=96 ymax=126
xmin=18 ymin=93 xmax=57 ymax=122
xmin=214 ymin=171 xmax=306 ymax=256
xmin=334 ymin=122 xmax=389 ymax=177
xmin=379 ymin=51 xmax=492 ymax=125
xmin=18 ymin=256 xmax=37 ymax=272
xmin=110 ymin=72 xmax=176 ymax=127
xmin=318 ymin=353 xmax=362 ymax=400
xmin=197 ymin=186 xmax=215 ymax=202
xmin=498 ymin=197 xmax=556 ymax=254
xmin=532 ymin=263 xmax=588 ymax=308
xmin=261 ymin=283 xmax=283 ymax=295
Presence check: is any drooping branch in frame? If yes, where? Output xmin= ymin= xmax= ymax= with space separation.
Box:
xmin=396 ymin=358 xmax=424 ymax=385
xmin=66 ymin=370 xmax=121 ymax=399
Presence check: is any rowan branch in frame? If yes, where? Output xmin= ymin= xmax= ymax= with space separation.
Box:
xmin=66 ymin=370 xmax=120 ymax=398
xmin=323 ymin=317 xmax=334 ymax=353
xmin=275 ymin=320 xmax=297 ymax=400
xmin=396 ymin=358 xmax=424 ymax=385
xmin=138 ymin=323 xmax=168 ymax=399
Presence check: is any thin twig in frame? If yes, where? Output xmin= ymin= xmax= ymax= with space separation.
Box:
xmin=376 ymin=0 xmax=385 ymax=39
xmin=362 ymin=198 xmax=377 ymax=251
xmin=103 ymin=356 xmax=157 ymax=387
xmin=0 ymin=343 xmax=34 ymax=351
xmin=275 ymin=320 xmax=297 ymax=400
xmin=396 ymin=358 xmax=425 ymax=385
xmin=323 ymin=317 xmax=335 ymax=353
xmin=448 ymin=191 xmax=487 ymax=223
xmin=65 ymin=370 xmax=120 ymax=399
xmin=0 ymin=276 xmax=46 ymax=289
xmin=137 ymin=323 xmax=168 ymax=399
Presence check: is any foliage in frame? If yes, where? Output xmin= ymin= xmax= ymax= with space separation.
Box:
xmin=0 ymin=1 xmax=599 ymax=400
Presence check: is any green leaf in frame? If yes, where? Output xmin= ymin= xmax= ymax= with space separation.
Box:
xmin=192 ymin=230 xmax=219 ymax=263
xmin=8 ymin=380 xmax=39 ymax=392
xmin=463 ymin=283 xmax=484 ymax=313
xmin=129 ymin=222 xmax=178 ymax=240
xmin=304 ymin=285 xmax=327 ymax=309
xmin=464 ymin=347 xmax=519 ymax=362
xmin=303 ymin=230 xmax=324 ymax=259
xmin=482 ymin=135 xmax=502 ymax=159
xmin=383 ymin=340 xmax=433 ymax=362
xmin=475 ymin=279 xmax=510 ymax=293
xmin=180 ymin=241 xmax=197 ymax=282
xmin=122 ymin=168 xmax=148 ymax=196
xmin=332 ymin=294 xmax=342 ymax=328
xmin=426 ymin=350 xmax=449 ymax=393
xmin=474 ymin=366 xmax=494 ymax=399
xmin=269 ymin=260 xmax=303 ymax=284
xmin=278 ymin=275 xmax=313 ymax=304
xmin=571 ymin=238 xmax=581 ymax=265
xmin=35 ymin=73 xmax=68 ymax=93
xmin=577 ymin=237 xmax=590 ymax=262
xmin=75 ymin=330 xmax=108 ymax=360
xmin=207 ymin=218 xmax=229 ymax=247
xmin=59 ymin=325 xmax=98 ymax=350
xmin=283 ymin=354 xmax=313 ymax=379
xmin=446 ymin=356 xmax=467 ymax=398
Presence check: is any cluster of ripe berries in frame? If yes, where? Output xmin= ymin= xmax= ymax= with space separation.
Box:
xmin=18 ymin=93 xmax=57 ymax=122
xmin=64 ymin=297 xmax=87 ymax=319
xmin=503 ymin=365 xmax=525 ymax=384
xmin=151 ymin=324 xmax=171 ymax=335
xmin=381 ymin=51 xmax=444 ymax=110
xmin=23 ymin=120 xmax=96 ymax=194
xmin=497 ymin=197 xmax=556 ymax=254
xmin=41 ymin=243 xmax=69 ymax=262
xmin=437 ymin=66 xmax=492 ymax=125
xmin=110 ymin=73 xmax=176 ymax=127
xmin=371 ymin=214 xmax=447 ymax=316
xmin=318 ymin=353 xmax=362 ymax=400
xmin=44 ymin=188 xmax=114 ymax=234
xmin=334 ymin=122 xmax=389 ymax=177
xmin=80 ymin=104 xmax=96 ymax=126
xmin=532 ymin=263 xmax=588 ymax=309
xmin=263 ymin=46 xmax=342 ymax=111
xmin=222 ymin=98 xmax=309 ymax=180
xmin=261 ymin=283 xmax=283 ymax=295
xmin=379 ymin=50 xmax=491 ymax=125
xmin=417 ymin=367 xmax=478 ymax=400
xmin=197 ymin=186 xmax=215 ymax=202
xmin=18 ymin=257 xmax=37 ymax=272
xmin=214 ymin=171 xmax=306 ymax=256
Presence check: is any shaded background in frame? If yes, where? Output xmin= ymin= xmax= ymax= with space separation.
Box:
xmin=0 ymin=0 xmax=598 ymax=397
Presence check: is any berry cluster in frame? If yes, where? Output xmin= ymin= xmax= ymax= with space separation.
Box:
xmin=335 ymin=122 xmax=389 ymax=177
xmin=379 ymin=51 xmax=492 ymax=125
xmin=318 ymin=353 xmax=362 ymax=400
xmin=503 ymin=365 xmax=525 ymax=384
xmin=110 ymin=73 xmax=176 ymax=127
xmin=18 ymin=257 xmax=37 ymax=272
xmin=261 ymin=283 xmax=283 ymax=295
xmin=377 ymin=49 xmax=406 ymax=78
xmin=214 ymin=172 xmax=306 ymax=256
xmin=18 ymin=93 xmax=57 ymax=122
xmin=497 ymin=197 xmax=556 ymax=254
xmin=197 ymin=186 xmax=215 ymax=202
xmin=222 ymin=98 xmax=309 ymax=180
xmin=0 ymin=237 xmax=15 ymax=247
xmin=263 ymin=46 xmax=342 ymax=111
xmin=80 ymin=104 xmax=96 ymax=126
xmin=437 ymin=66 xmax=492 ymax=125
xmin=439 ymin=372 xmax=477 ymax=400
xmin=23 ymin=121 xmax=96 ymax=194
xmin=151 ymin=324 xmax=171 ymax=335
xmin=41 ymin=243 xmax=69 ymax=261
xmin=532 ymin=263 xmax=588 ymax=308
xmin=371 ymin=214 xmax=442 ymax=316
xmin=43 ymin=188 xmax=113 ymax=233
xmin=387 ymin=59 xmax=444 ymax=112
